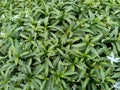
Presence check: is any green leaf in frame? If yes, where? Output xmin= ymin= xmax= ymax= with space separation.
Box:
xmin=82 ymin=78 xmax=90 ymax=89
xmin=45 ymin=58 xmax=54 ymax=68
xmin=88 ymin=10 xmax=95 ymax=21
xmin=57 ymin=48 xmax=66 ymax=58
xmin=72 ymin=42 xmax=86 ymax=48
xmin=112 ymin=72 xmax=120 ymax=78
xmin=78 ymin=70 xmax=86 ymax=81
xmin=91 ymin=34 xmax=102 ymax=42
xmin=99 ymin=66 xmax=105 ymax=82
xmin=64 ymin=71 xmax=77 ymax=76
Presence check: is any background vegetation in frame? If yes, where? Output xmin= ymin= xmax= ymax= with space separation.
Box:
xmin=0 ymin=0 xmax=120 ymax=90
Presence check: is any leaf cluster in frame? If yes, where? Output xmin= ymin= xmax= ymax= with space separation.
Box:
xmin=0 ymin=0 xmax=120 ymax=90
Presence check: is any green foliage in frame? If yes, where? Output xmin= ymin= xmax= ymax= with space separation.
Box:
xmin=0 ymin=0 xmax=120 ymax=90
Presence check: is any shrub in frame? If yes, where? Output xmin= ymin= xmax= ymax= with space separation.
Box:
xmin=0 ymin=0 xmax=120 ymax=90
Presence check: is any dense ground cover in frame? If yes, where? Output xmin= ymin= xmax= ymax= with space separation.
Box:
xmin=0 ymin=0 xmax=120 ymax=90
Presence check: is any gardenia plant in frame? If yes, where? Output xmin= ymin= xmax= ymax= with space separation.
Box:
xmin=0 ymin=0 xmax=120 ymax=90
